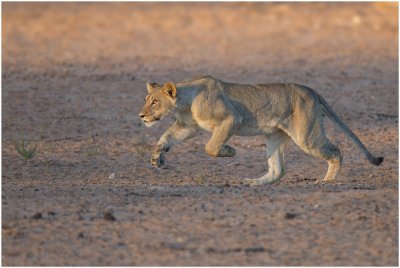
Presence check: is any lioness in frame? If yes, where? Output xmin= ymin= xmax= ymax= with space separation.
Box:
xmin=139 ymin=75 xmax=383 ymax=185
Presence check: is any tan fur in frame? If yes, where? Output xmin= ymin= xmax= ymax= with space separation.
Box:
xmin=139 ymin=75 xmax=383 ymax=185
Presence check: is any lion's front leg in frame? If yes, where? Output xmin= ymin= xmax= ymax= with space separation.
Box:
xmin=151 ymin=121 xmax=197 ymax=167
xmin=151 ymin=145 xmax=166 ymax=167
xmin=205 ymin=116 xmax=236 ymax=157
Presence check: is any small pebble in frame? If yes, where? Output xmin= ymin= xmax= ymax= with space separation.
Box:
xmin=32 ymin=212 xmax=42 ymax=220
xmin=104 ymin=211 xmax=116 ymax=221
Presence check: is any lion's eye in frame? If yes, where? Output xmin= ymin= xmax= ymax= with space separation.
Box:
xmin=151 ymin=100 xmax=159 ymax=105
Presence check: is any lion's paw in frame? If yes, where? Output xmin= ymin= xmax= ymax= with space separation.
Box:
xmin=243 ymin=178 xmax=265 ymax=186
xmin=151 ymin=151 xmax=165 ymax=168
xmin=219 ymin=145 xmax=236 ymax=157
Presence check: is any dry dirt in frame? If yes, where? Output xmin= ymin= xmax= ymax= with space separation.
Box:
xmin=2 ymin=2 xmax=398 ymax=266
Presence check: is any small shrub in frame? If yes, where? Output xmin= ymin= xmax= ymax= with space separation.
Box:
xmin=14 ymin=141 xmax=37 ymax=161
xmin=14 ymin=140 xmax=37 ymax=176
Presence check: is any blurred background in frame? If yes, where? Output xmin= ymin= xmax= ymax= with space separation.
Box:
xmin=2 ymin=2 xmax=397 ymax=142
xmin=2 ymin=2 xmax=398 ymax=266
xmin=3 ymin=2 xmax=398 ymax=77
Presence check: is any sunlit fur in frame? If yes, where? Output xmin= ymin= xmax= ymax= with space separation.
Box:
xmin=139 ymin=82 xmax=177 ymax=127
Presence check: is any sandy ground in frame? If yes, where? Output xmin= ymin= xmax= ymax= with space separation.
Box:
xmin=2 ymin=2 xmax=398 ymax=266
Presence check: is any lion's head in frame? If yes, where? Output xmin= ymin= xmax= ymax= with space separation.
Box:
xmin=139 ymin=82 xmax=177 ymax=127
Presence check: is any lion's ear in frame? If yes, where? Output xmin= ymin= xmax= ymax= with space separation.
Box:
xmin=146 ymin=82 xmax=160 ymax=93
xmin=146 ymin=82 xmax=154 ymax=93
xmin=162 ymin=82 xmax=177 ymax=99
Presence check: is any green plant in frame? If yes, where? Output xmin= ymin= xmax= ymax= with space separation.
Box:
xmin=14 ymin=141 xmax=37 ymax=161
xmin=14 ymin=140 xmax=37 ymax=173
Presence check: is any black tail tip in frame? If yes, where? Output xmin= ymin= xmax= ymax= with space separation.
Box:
xmin=372 ymin=156 xmax=384 ymax=166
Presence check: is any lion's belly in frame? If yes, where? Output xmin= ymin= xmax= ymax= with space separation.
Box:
xmin=233 ymin=126 xmax=265 ymax=136
xmin=234 ymin=121 xmax=278 ymax=136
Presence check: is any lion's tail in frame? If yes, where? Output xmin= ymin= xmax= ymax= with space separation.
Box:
xmin=317 ymin=94 xmax=383 ymax=166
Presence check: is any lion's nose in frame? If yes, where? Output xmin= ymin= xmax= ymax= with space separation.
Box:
xmin=139 ymin=113 xmax=145 ymax=118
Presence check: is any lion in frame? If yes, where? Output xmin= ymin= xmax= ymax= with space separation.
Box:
xmin=139 ymin=75 xmax=383 ymax=185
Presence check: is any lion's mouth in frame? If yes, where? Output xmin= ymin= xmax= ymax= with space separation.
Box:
xmin=142 ymin=117 xmax=160 ymax=128
xmin=143 ymin=117 xmax=159 ymax=123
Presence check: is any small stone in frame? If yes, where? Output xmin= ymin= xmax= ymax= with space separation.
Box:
xmin=245 ymin=246 xmax=266 ymax=253
xmin=104 ymin=211 xmax=116 ymax=221
xmin=284 ymin=212 xmax=297 ymax=219
xmin=375 ymin=204 xmax=380 ymax=213
xmin=32 ymin=212 xmax=42 ymax=220
xmin=109 ymin=173 xmax=115 ymax=179
xmin=165 ymin=242 xmax=185 ymax=250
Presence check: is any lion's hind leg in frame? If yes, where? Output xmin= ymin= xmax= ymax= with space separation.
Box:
xmin=291 ymin=115 xmax=342 ymax=182
xmin=244 ymin=130 xmax=289 ymax=186
xmin=300 ymin=140 xmax=342 ymax=182
xmin=320 ymin=143 xmax=342 ymax=182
